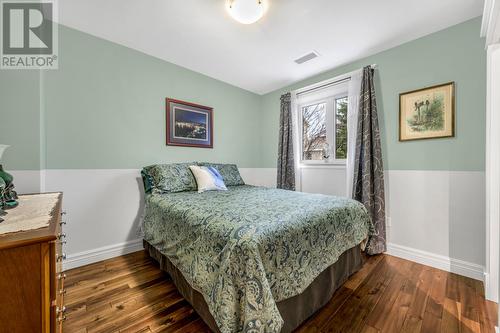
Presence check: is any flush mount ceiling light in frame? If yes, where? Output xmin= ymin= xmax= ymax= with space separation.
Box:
xmin=226 ymin=0 xmax=267 ymax=25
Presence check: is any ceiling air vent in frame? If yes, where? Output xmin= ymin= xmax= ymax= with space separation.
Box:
xmin=294 ymin=51 xmax=319 ymax=64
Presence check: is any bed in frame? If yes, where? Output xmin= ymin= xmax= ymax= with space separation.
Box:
xmin=141 ymin=163 xmax=373 ymax=333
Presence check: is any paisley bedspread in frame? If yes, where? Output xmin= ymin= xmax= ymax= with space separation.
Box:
xmin=143 ymin=185 xmax=373 ymax=333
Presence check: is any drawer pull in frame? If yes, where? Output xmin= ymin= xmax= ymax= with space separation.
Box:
xmin=61 ymin=211 xmax=67 ymax=216
xmin=57 ymin=233 xmax=66 ymax=240
xmin=59 ymin=289 xmax=67 ymax=295
xmin=58 ymin=315 xmax=67 ymax=323
xmin=56 ymin=306 xmax=66 ymax=315
xmin=57 ymin=273 xmax=67 ymax=280
xmin=58 ymin=240 xmax=67 ymax=245
xmin=60 ymin=221 xmax=67 ymax=226
xmin=57 ymin=253 xmax=67 ymax=262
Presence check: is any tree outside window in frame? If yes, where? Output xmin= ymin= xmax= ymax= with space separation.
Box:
xmin=300 ymin=96 xmax=348 ymax=163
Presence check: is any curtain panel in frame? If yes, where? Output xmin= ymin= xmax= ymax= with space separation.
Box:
xmin=277 ymin=92 xmax=296 ymax=191
xmin=346 ymin=69 xmax=363 ymax=198
xmin=353 ymin=66 xmax=387 ymax=254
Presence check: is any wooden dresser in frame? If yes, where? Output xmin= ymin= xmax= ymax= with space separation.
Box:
xmin=0 ymin=193 xmax=67 ymax=333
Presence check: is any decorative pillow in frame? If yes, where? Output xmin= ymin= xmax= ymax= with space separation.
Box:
xmin=141 ymin=169 xmax=154 ymax=193
xmin=142 ymin=163 xmax=198 ymax=193
xmin=198 ymin=163 xmax=245 ymax=186
xmin=189 ymin=166 xmax=228 ymax=193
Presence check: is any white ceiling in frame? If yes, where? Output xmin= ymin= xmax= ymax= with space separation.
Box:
xmin=58 ymin=0 xmax=484 ymax=95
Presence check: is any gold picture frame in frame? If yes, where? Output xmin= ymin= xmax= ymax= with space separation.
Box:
xmin=399 ymin=82 xmax=455 ymax=141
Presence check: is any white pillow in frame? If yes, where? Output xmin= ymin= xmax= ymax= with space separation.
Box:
xmin=189 ymin=165 xmax=228 ymax=193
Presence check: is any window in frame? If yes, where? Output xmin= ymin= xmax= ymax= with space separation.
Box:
xmin=299 ymin=92 xmax=348 ymax=164
xmin=302 ymin=102 xmax=326 ymax=161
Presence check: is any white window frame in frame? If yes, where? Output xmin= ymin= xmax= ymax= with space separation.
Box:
xmin=298 ymin=91 xmax=348 ymax=166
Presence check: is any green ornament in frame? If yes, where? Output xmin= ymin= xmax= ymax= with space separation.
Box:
xmin=0 ymin=165 xmax=17 ymax=209
xmin=0 ymin=145 xmax=18 ymax=209
xmin=0 ymin=177 xmax=5 ymax=222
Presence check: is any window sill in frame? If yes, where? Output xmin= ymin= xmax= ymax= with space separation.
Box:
xmin=299 ymin=163 xmax=346 ymax=169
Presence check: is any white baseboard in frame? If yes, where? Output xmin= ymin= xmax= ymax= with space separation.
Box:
xmin=484 ymin=272 xmax=499 ymax=302
xmin=63 ymin=238 xmax=144 ymax=271
xmin=386 ymin=243 xmax=485 ymax=281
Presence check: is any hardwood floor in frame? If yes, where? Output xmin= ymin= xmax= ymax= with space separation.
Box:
xmin=63 ymin=251 xmax=497 ymax=333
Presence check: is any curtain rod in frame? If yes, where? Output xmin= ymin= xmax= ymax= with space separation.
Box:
xmin=295 ymin=64 xmax=377 ymax=97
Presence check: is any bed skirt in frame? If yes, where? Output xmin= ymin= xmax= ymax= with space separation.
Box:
xmin=143 ymin=240 xmax=364 ymax=333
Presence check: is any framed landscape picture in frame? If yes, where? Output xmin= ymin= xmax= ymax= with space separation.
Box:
xmin=166 ymin=98 xmax=213 ymax=148
xmin=399 ymin=82 xmax=455 ymax=141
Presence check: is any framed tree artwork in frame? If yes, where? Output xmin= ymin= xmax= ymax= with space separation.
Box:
xmin=399 ymin=82 xmax=455 ymax=141
xmin=166 ymin=98 xmax=213 ymax=148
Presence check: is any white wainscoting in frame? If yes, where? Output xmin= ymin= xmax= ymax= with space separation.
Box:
xmin=299 ymin=168 xmax=486 ymax=280
xmin=7 ymin=168 xmax=485 ymax=280
xmin=11 ymin=168 xmax=276 ymax=270
xmin=9 ymin=170 xmax=44 ymax=194
xmin=387 ymin=170 xmax=485 ymax=272
xmin=299 ymin=166 xmax=346 ymax=196
xmin=39 ymin=169 xmax=146 ymax=272
xmin=239 ymin=168 xmax=277 ymax=187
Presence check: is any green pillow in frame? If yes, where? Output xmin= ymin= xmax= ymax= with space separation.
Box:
xmin=141 ymin=169 xmax=154 ymax=193
xmin=143 ymin=163 xmax=198 ymax=193
xmin=198 ymin=163 xmax=245 ymax=186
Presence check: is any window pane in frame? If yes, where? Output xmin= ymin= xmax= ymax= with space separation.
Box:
xmin=302 ymin=103 xmax=326 ymax=160
xmin=335 ymin=97 xmax=348 ymax=159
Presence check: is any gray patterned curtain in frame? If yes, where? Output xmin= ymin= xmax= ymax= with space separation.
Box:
xmin=353 ymin=66 xmax=386 ymax=255
xmin=277 ymin=92 xmax=295 ymax=191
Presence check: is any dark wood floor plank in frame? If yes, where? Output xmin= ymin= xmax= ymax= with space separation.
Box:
xmin=377 ymin=262 xmax=424 ymax=333
xmin=321 ymin=255 xmax=399 ymax=332
xmin=65 ymin=283 xmax=179 ymax=332
xmin=63 ymin=250 xmax=497 ymax=333
xmin=367 ymin=258 xmax=422 ymax=332
xmin=400 ymin=267 xmax=435 ymax=331
xmin=171 ymin=318 xmax=212 ymax=333
xmin=115 ymin=299 xmax=194 ymax=333
xmin=87 ymin=294 xmax=186 ymax=333
xmin=343 ymin=254 xmax=384 ymax=290
xmin=65 ymin=265 xmax=162 ymax=305
xmin=475 ymin=291 xmax=498 ymax=333
xmin=294 ymin=285 xmax=354 ymax=333
xmin=365 ymin=256 xmax=414 ymax=330
xmin=441 ymin=297 xmax=462 ymax=333
xmin=360 ymin=325 xmax=380 ymax=333
xmin=421 ymin=268 xmax=448 ymax=332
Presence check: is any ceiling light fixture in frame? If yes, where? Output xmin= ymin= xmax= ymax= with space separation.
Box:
xmin=226 ymin=0 xmax=267 ymax=25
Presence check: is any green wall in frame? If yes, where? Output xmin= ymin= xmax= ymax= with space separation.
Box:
xmin=0 ymin=18 xmax=486 ymax=171
xmin=0 ymin=71 xmax=42 ymax=170
xmin=1 ymin=24 xmax=262 ymax=170
xmin=260 ymin=17 xmax=486 ymax=170
xmin=42 ymin=25 xmax=262 ymax=169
